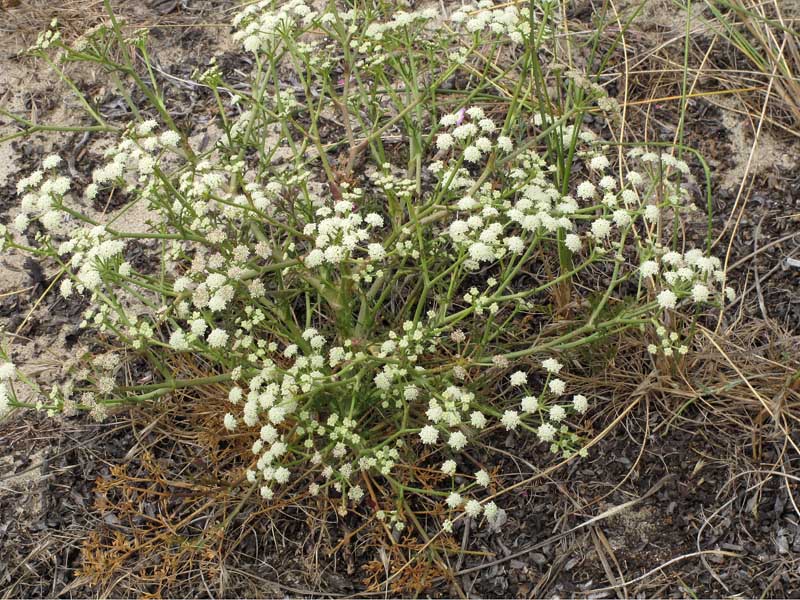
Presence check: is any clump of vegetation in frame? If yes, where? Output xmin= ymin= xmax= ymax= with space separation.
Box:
xmin=1 ymin=0 xmax=733 ymax=560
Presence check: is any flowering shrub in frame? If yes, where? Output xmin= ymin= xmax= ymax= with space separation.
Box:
xmin=0 ymin=0 xmax=732 ymax=537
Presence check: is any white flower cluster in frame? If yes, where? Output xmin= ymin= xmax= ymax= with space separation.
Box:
xmin=629 ymin=148 xmax=691 ymax=177
xmin=30 ymin=19 xmax=61 ymax=51
xmin=639 ymin=247 xmax=733 ymax=312
xmin=92 ymin=120 xmax=181 ymax=189
xmin=57 ymin=225 xmax=126 ymax=295
xmin=436 ymin=105 xmax=513 ymax=167
xmin=434 ymin=114 xmax=701 ymax=275
xmin=14 ymin=155 xmax=70 ymax=234
xmin=232 ymin=0 xmax=316 ymax=54
xmin=419 ymin=384 xmax=486 ymax=450
xmin=224 ymin=325 xmax=445 ymax=505
xmin=364 ymin=8 xmax=438 ymax=41
xmin=505 ymin=359 xmax=590 ymax=457
xmin=647 ymin=325 xmax=690 ymax=358
xmin=350 ymin=8 xmax=440 ymax=67
xmin=440 ymin=142 xmax=579 ymax=268
xmin=450 ymin=2 xmax=531 ymax=44
xmin=302 ymin=195 xmax=386 ymax=269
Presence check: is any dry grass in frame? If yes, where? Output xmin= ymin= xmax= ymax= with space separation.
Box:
xmin=595 ymin=0 xmax=800 ymax=140
xmin=704 ymin=0 xmax=800 ymax=130
xmin=0 ymin=0 xmax=108 ymax=48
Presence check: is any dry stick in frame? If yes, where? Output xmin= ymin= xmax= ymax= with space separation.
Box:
xmin=725 ymin=260 xmax=781 ymax=312
xmin=528 ymin=558 xmax=554 ymax=598
xmin=696 ymin=319 xmax=796 ymax=374
xmin=612 ymin=86 xmax=761 ymax=108
xmin=757 ymin=0 xmax=800 ymax=122
xmin=727 ymin=230 xmax=800 ymax=271
xmin=609 ymin=65 xmax=793 ymax=81
xmin=612 ymin=85 xmax=797 ymax=147
xmin=0 ymin=285 xmax=34 ymax=298
xmin=597 ymin=391 xmax=652 ymax=501
xmin=6 ymin=539 xmax=57 ymax=595
xmin=591 ymin=528 xmax=627 ymax=600
xmin=584 ymin=550 xmax=738 ymax=595
xmin=625 ymin=23 xmax=716 ymax=75
xmin=723 ymin=468 xmax=800 ymax=486
xmin=781 ymin=455 xmax=800 ymax=520
xmin=12 ymin=267 xmax=65 ymax=339
xmin=773 ymin=427 xmax=800 ymax=527
xmin=224 ymin=567 xmax=347 ymax=598
xmin=665 ymin=5 xmax=719 ymax=254
xmin=0 ymin=417 xmax=129 ymax=484
xmin=715 ymin=33 xmax=789 ymax=331
xmin=553 ymin=440 xmax=629 ymax=599
xmin=453 ymin=516 xmax=470 ymax=574
xmin=360 ymin=473 xmax=398 ymax=550
xmin=753 ymin=214 xmax=769 ymax=320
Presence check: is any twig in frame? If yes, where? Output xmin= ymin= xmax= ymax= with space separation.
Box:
xmin=725 ymin=260 xmax=782 ymax=312
xmin=584 ymin=550 xmax=739 ymax=594
xmin=753 ymin=215 xmax=769 ymax=320
xmin=727 ymin=230 xmax=800 ymax=270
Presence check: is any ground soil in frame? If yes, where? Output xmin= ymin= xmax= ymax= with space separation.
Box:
xmin=1 ymin=0 xmax=799 ymax=597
